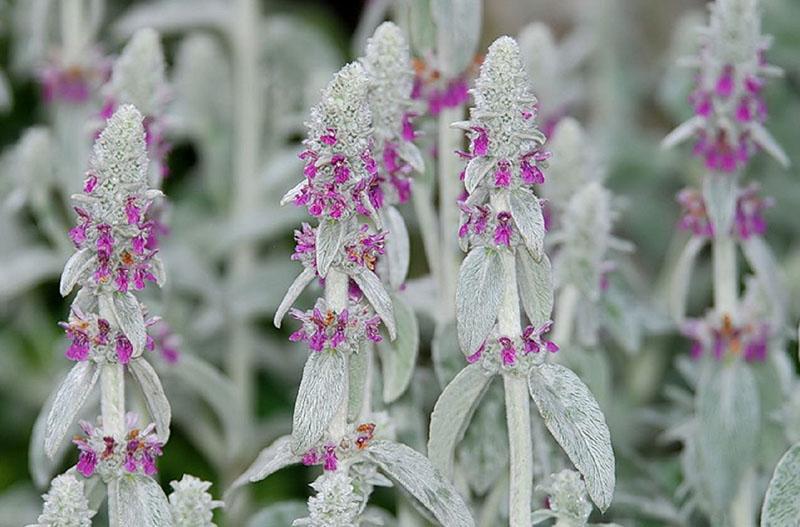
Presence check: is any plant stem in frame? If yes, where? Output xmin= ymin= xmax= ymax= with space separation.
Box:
xmin=100 ymin=362 xmax=125 ymax=437
xmin=712 ymin=233 xmax=737 ymax=315
xmin=412 ymin=178 xmax=442 ymax=289
xmin=437 ymin=105 xmax=463 ymax=321
xmin=60 ymin=0 xmax=83 ymax=65
xmin=228 ymin=0 xmax=261 ymax=426
xmin=552 ymin=284 xmax=579 ymax=346
xmin=326 ymin=268 xmax=350 ymax=439
xmin=492 ymin=191 xmax=532 ymax=527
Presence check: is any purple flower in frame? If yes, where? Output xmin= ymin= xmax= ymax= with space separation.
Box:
xmin=115 ymin=335 xmax=133 ymax=364
xmin=499 ymin=337 xmax=517 ymax=366
xmin=494 ymin=212 xmax=513 ymax=246
xmin=494 ymin=160 xmax=512 ymax=187
xmin=522 ymin=322 xmax=559 ymax=354
xmin=471 ymin=127 xmax=489 ymax=157
xmin=676 ymin=188 xmax=714 ymax=237
xmin=734 ymin=184 xmax=772 ymax=239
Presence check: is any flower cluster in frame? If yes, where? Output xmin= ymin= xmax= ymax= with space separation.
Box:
xmin=168 ymin=475 xmax=223 ymax=527
xmin=294 ymin=471 xmax=362 ymax=527
xmin=31 ymin=473 xmax=96 ymax=527
xmin=68 ymin=105 xmax=163 ymax=293
xmin=677 ymin=183 xmax=772 ymax=239
xmin=39 ymin=52 xmax=110 ymax=105
xmin=411 ymin=57 xmax=472 ymax=116
xmin=362 ymin=22 xmax=422 ymax=207
xmin=467 ymin=322 xmax=558 ymax=373
xmin=664 ymin=0 xmax=786 ymax=171
xmin=289 ymin=299 xmax=381 ymax=355
xmin=535 ymin=470 xmax=593 ymax=525
xmin=292 ymin=222 xmax=386 ymax=275
xmin=681 ymin=310 xmax=769 ymax=363
xmin=458 ymin=202 xmax=527 ymax=249
xmin=72 ymin=413 xmax=164 ymax=479
xmin=455 ymin=36 xmax=549 ymax=195
xmin=290 ymin=63 xmax=378 ymax=220
xmin=58 ymin=307 xmax=159 ymax=364
xmin=302 ymin=422 xmax=377 ymax=473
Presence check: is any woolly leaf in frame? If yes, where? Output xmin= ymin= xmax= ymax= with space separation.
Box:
xmin=229 ymin=436 xmax=298 ymax=493
xmin=456 ymin=246 xmax=503 ymax=357
xmin=292 ymin=351 xmax=347 ymax=452
xmin=380 ymin=294 xmax=419 ymax=402
xmin=315 ymin=219 xmax=346 ymax=278
xmin=761 ymin=442 xmax=800 ymax=526
xmin=528 ymin=363 xmax=615 ymax=511
xmin=274 ymin=267 xmax=316 ymax=328
xmin=45 ymin=361 xmax=99 ymax=458
xmin=352 ymin=268 xmax=396 ymax=339
xmin=129 ymin=358 xmax=171 ymax=442
xmin=109 ymin=474 xmax=173 ymax=527
xmin=59 ymin=248 xmax=94 ymax=297
xmin=384 ymin=206 xmax=410 ymax=290
xmin=366 ymin=440 xmax=475 ymax=527
xmin=428 ymin=363 xmax=492 ymax=479
xmin=510 ymin=188 xmax=545 ymax=258
xmin=516 ymin=248 xmax=553 ymax=325
xmin=431 ymin=0 xmax=481 ymax=78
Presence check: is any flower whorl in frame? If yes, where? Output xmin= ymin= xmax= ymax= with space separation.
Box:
xmin=108 ymin=28 xmax=167 ymax=118
xmin=294 ymin=471 xmax=362 ymax=527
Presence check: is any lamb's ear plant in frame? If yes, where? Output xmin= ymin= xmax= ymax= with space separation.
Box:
xmin=428 ymin=36 xmax=615 ymax=527
xmin=661 ymin=0 xmax=795 ymax=524
xmin=229 ymin=28 xmax=473 ymax=524
xmin=29 ymin=104 xmax=221 ymax=526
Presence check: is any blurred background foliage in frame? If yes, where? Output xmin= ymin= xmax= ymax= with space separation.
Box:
xmin=0 ymin=0 xmax=799 ymax=525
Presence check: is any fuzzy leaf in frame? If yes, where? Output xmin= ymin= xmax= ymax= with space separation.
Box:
xmin=456 ymin=247 xmax=504 ymax=357
xmin=528 ymin=363 xmax=615 ymax=511
xmin=384 ymin=206 xmax=410 ymax=290
xmin=661 ymin=115 xmax=704 ymax=149
xmin=670 ymin=236 xmax=705 ymax=323
xmin=464 ymin=157 xmax=494 ymax=194
xmin=398 ymin=141 xmax=425 ymax=173
xmin=428 ymin=363 xmax=492 ymax=478
xmin=101 ymin=292 xmax=146 ymax=356
xmin=380 ymin=295 xmax=419 ymax=403
xmin=108 ymin=474 xmax=173 ymax=527
xmin=366 ymin=440 xmax=475 ymax=527
xmin=430 ymin=0 xmax=481 ymax=78
xmin=459 ymin=383 xmax=508 ymax=495
xmin=516 ymin=249 xmax=553 ymax=325
xmin=246 ymin=501 xmax=307 ymax=527
xmin=510 ymin=188 xmax=545 ymax=258
xmin=431 ymin=321 xmax=463 ymax=390
xmin=128 ymin=358 xmax=171 ymax=442
xmin=292 ymin=351 xmax=347 ymax=452
xmin=316 ymin=219 xmax=346 ymax=278
xmin=229 ymin=435 xmax=298 ymax=493
xmin=761 ymin=442 xmax=800 ymax=526
xmin=742 ymin=236 xmax=787 ymax=324
xmin=352 ymin=269 xmax=396 ymax=339
xmin=45 ymin=361 xmax=99 ymax=458
xmin=750 ymin=122 xmax=789 ymax=168
xmin=150 ymin=255 xmax=166 ymax=287
xmin=696 ymin=362 xmax=760 ymax=517
xmin=274 ymin=267 xmax=316 ymax=328
xmin=59 ymin=248 xmax=94 ymax=296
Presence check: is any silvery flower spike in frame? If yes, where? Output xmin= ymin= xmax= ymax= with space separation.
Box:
xmin=429 ymin=36 xmax=615 ymax=527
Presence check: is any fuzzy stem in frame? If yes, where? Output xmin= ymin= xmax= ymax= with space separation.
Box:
xmin=326 ymin=268 xmax=350 ymax=439
xmin=491 ymin=192 xmax=532 ymax=527
xmin=412 ymin=178 xmax=442 ymax=288
xmin=712 ymin=233 xmax=737 ymax=315
xmin=60 ymin=0 xmax=83 ymax=65
xmin=437 ymin=105 xmax=464 ymax=321
xmin=358 ymin=344 xmax=375 ymax=421
xmin=552 ymin=284 xmax=579 ymax=346
xmin=227 ymin=0 xmax=261 ymax=423
xmin=100 ymin=362 xmax=125 ymax=437
xmin=504 ymin=375 xmax=532 ymax=527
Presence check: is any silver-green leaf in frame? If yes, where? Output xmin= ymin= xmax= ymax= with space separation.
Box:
xmin=128 ymin=358 xmax=171 ymax=442
xmin=516 ymin=249 xmax=553 ymax=325
xmin=380 ymin=295 xmax=419 ymax=403
xmin=352 ymin=268 xmax=396 ymax=339
xmin=464 ymin=156 xmax=494 ymax=194
xmin=428 ymin=363 xmax=492 ymax=479
xmin=456 ymin=247 xmax=503 ymax=357
xmin=59 ymin=248 xmax=94 ymax=296
xmin=430 ymin=0 xmax=481 ymax=78
xmin=528 ymin=363 xmax=615 ymax=511
xmin=101 ymin=291 xmax=146 ymax=356
xmin=292 ymin=351 xmax=347 ymax=452
xmin=761 ymin=442 xmax=800 ymax=526
xmin=384 ymin=206 xmax=410 ymax=290
xmin=366 ymin=440 xmax=475 ymax=527
xmin=274 ymin=267 xmax=316 ymax=328
xmin=510 ymin=188 xmax=545 ymax=258
xmin=109 ymin=474 xmax=174 ymax=527
xmin=45 ymin=361 xmax=99 ymax=458
xmin=316 ymin=219 xmax=346 ymax=278
xmin=229 ymin=435 xmax=298 ymax=494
